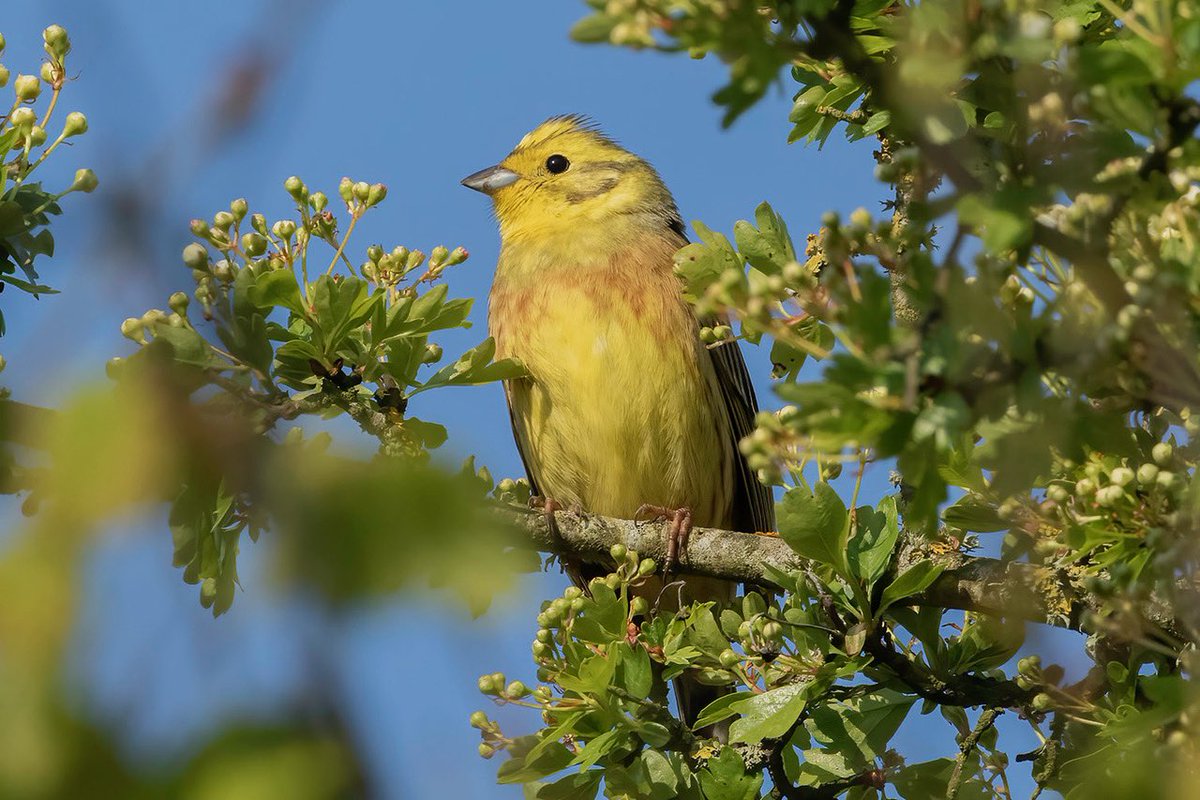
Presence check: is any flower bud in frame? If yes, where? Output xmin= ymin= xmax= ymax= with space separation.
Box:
xmin=505 ymin=680 xmax=528 ymax=699
xmin=1095 ymin=485 xmax=1124 ymax=507
xmin=228 ymin=197 xmax=248 ymax=220
xmin=42 ymin=25 xmax=70 ymax=60
xmin=27 ymin=125 xmax=46 ymax=147
xmin=104 ymin=356 xmax=123 ymax=380
xmin=637 ymin=558 xmax=656 ymax=577
xmin=429 ymin=245 xmax=450 ymax=268
xmin=719 ymin=649 xmax=741 ymax=668
xmin=0 ymin=33 xmax=5 ymax=55
xmin=610 ymin=543 xmax=627 ymax=561
xmin=200 ymin=577 xmax=218 ymax=608
xmin=352 ymin=181 xmax=370 ymax=202
xmin=284 ymin=175 xmax=306 ymax=200
xmin=39 ymin=62 xmax=56 ymax=84
xmin=168 ymin=291 xmax=190 ymax=315
xmin=182 ymin=243 xmax=209 ymax=269
xmin=120 ymin=317 xmax=144 ymax=343
xmin=61 ymin=111 xmax=87 ymax=137
xmin=241 ymin=232 xmax=268 ymax=257
xmin=446 ymin=246 xmax=469 ymax=266
xmin=0 ymin=66 xmax=9 ymax=88
xmin=421 ymin=344 xmax=443 ymax=364
xmin=338 ymin=177 xmax=354 ymax=202
xmin=1152 ymin=442 xmax=1173 ymax=466
xmin=477 ymin=674 xmax=495 ymax=694
xmin=1136 ymin=463 xmax=1159 ymax=485
xmin=14 ymin=74 xmax=40 ymax=102
xmin=212 ymin=210 xmax=235 ymax=230
xmin=478 ymin=743 xmax=495 ymax=759
xmin=630 ymin=596 xmax=648 ymax=616
xmin=367 ymin=182 xmax=387 ymax=206
xmin=1109 ymin=467 xmax=1134 ymax=487
xmin=366 ymin=244 xmax=383 ymax=263
xmin=272 ymin=219 xmax=296 ymax=239
xmin=70 ymin=168 xmax=97 ymax=193
xmin=469 ymin=711 xmax=489 ymax=728
xmin=9 ymin=106 xmax=35 ymax=129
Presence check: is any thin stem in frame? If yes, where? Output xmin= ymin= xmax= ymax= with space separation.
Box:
xmin=326 ymin=207 xmax=361 ymax=276
xmin=39 ymin=87 xmax=61 ymax=129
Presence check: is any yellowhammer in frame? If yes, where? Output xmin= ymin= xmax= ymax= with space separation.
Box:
xmin=463 ymin=115 xmax=774 ymax=732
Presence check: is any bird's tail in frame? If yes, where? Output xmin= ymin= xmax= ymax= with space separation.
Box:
xmin=675 ymin=675 xmax=732 ymax=743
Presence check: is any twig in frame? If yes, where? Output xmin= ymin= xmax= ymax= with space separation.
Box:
xmin=947 ymin=708 xmax=1002 ymax=799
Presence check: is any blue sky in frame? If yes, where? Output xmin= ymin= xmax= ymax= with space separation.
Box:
xmin=3 ymin=2 xmax=1075 ymax=797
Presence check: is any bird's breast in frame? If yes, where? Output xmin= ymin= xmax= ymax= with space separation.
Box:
xmin=489 ymin=249 xmax=734 ymax=528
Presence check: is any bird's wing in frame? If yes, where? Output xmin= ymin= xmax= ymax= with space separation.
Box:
xmin=703 ymin=315 xmax=777 ymax=535
xmin=667 ymin=214 xmax=775 ymax=534
xmin=503 ymin=380 xmax=543 ymax=499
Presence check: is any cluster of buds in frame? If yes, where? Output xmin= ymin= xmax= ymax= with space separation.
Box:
xmin=2 ymin=26 xmax=94 ymax=193
xmin=337 ymin=176 xmax=387 ymax=212
xmin=118 ymin=297 xmax=191 ymax=347
xmin=739 ymin=405 xmax=806 ymax=486
xmin=492 ymin=476 xmax=532 ymax=506
xmin=361 ymin=244 xmax=426 ymax=288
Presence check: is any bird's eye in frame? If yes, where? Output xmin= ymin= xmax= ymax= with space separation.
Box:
xmin=545 ymin=154 xmax=570 ymax=174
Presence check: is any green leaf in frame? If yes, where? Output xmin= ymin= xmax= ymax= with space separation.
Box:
xmin=693 ymin=692 xmax=749 ymax=731
xmin=878 ymin=561 xmax=943 ymax=613
xmin=152 ymin=325 xmax=220 ymax=369
xmin=619 ymin=642 xmax=653 ymax=699
xmin=804 ymin=690 xmax=915 ymax=765
xmin=847 ymin=495 xmax=899 ymax=587
xmin=733 ymin=201 xmax=796 ymax=274
xmin=699 ymin=746 xmax=763 ymax=800
xmin=728 ymin=682 xmax=808 ymax=744
xmin=413 ymin=338 xmax=526 ymax=393
xmin=571 ymin=728 xmax=625 ymax=770
xmin=674 ymin=222 xmax=741 ymax=302
xmin=248 ymin=268 xmax=306 ymax=316
xmin=861 ymin=110 xmax=891 ymax=135
xmin=777 ymin=482 xmax=849 ymax=574
xmin=942 ymin=495 xmax=1007 ymax=533
xmin=529 ymin=770 xmax=602 ymax=800
xmin=497 ymin=738 xmax=574 ymax=784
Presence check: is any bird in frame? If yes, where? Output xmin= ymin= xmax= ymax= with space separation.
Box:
xmin=462 ymin=114 xmax=774 ymax=736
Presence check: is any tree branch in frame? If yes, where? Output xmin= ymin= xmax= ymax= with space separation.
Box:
xmin=498 ymin=505 xmax=1182 ymax=639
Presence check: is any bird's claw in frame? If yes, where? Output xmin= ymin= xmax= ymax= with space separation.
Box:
xmin=635 ymin=504 xmax=693 ymax=582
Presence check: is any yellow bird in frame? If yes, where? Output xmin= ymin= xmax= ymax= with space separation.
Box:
xmin=462 ymin=115 xmax=774 ymax=730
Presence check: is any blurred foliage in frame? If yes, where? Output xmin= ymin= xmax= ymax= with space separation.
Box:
xmin=0 ymin=22 xmax=536 ymax=798
xmin=459 ymin=0 xmax=1200 ymax=798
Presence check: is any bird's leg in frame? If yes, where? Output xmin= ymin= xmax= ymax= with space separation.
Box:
xmin=530 ymin=495 xmax=566 ymax=561
xmin=635 ymin=504 xmax=693 ymax=582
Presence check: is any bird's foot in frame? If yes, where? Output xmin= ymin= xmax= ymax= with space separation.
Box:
xmin=635 ymin=504 xmax=693 ymax=582
xmin=530 ymin=495 xmax=584 ymax=553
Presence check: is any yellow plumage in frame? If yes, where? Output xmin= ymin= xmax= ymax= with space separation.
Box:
xmin=463 ymin=115 xmax=774 ymax=732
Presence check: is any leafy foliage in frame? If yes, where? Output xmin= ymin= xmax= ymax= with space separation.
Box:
xmin=460 ymin=0 xmax=1200 ymax=797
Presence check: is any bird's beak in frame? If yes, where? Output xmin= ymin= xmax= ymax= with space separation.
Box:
xmin=461 ymin=165 xmax=520 ymax=194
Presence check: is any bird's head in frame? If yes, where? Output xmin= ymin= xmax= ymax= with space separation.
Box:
xmin=462 ymin=115 xmax=681 ymax=244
